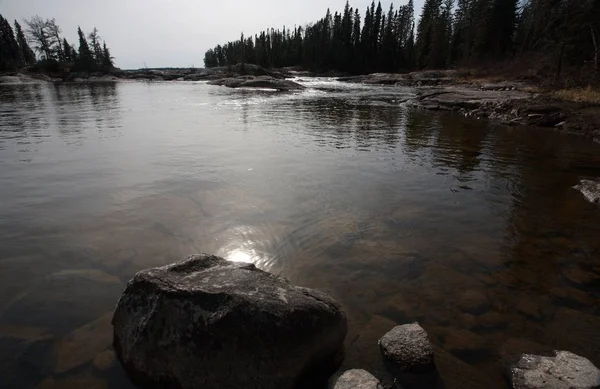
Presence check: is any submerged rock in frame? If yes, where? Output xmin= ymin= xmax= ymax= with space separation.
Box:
xmin=510 ymin=351 xmax=600 ymax=389
xmin=112 ymin=254 xmax=347 ymax=389
xmin=333 ymin=369 xmax=383 ymax=389
xmin=379 ymin=323 xmax=436 ymax=374
xmin=55 ymin=313 xmax=113 ymax=373
xmin=1 ymin=269 xmax=123 ymax=335
xmin=573 ymin=179 xmax=600 ymax=204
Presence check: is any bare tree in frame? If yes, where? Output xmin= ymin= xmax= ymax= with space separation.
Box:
xmin=24 ymin=16 xmax=59 ymax=60
xmin=47 ymin=18 xmax=63 ymax=61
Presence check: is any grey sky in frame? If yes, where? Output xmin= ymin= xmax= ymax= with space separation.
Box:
xmin=1 ymin=0 xmax=423 ymax=69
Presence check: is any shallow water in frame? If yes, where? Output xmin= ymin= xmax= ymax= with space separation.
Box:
xmin=0 ymin=79 xmax=599 ymax=389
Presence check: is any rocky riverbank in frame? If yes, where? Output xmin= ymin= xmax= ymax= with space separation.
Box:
xmin=111 ymin=255 xmax=600 ymax=389
xmin=0 ymin=63 xmax=305 ymax=91
xmin=338 ymin=69 xmax=600 ymax=141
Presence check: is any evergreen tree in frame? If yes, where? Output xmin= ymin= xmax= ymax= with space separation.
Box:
xmin=0 ymin=15 xmax=22 ymax=70
xmin=416 ymin=0 xmax=443 ymax=68
xmin=14 ymin=20 xmax=36 ymax=65
xmin=352 ymin=7 xmax=362 ymax=69
xmin=62 ymin=38 xmax=72 ymax=62
xmin=101 ymin=41 xmax=114 ymax=70
xmin=75 ymin=26 xmax=95 ymax=71
xmin=88 ymin=28 xmax=103 ymax=67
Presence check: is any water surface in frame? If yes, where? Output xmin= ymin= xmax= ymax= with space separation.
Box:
xmin=1 ymin=79 xmax=599 ymax=388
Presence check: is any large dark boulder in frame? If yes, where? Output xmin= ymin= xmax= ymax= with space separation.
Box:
xmin=112 ymin=254 xmax=347 ymax=389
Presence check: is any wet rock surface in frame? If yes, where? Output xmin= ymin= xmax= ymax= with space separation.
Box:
xmin=112 ymin=254 xmax=347 ymax=389
xmin=574 ymin=179 xmax=600 ymax=204
xmin=333 ymin=369 xmax=383 ymax=389
xmin=208 ymin=75 xmax=305 ymax=91
xmin=379 ymin=323 xmax=435 ymax=374
xmin=510 ymin=351 xmax=600 ymax=389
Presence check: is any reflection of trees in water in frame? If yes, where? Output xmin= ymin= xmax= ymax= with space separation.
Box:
xmin=491 ymin=130 xmax=600 ymax=291
xmin=51 ymin=83 xmax=121 ymax=138
xmin=403 ymin=110 xmax=489 ymax=175
xmin=286 ymin=97 xmax=405 ymax=150
xmin=0 ymin=84 xmax=48 ymax=134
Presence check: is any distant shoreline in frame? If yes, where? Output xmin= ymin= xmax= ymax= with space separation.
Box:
xmin=2 ymin=64 xmax=598 ymax=142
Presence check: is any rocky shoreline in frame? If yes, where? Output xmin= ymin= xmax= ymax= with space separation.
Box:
xmin=111 ymin=255 xmax=600 ymax=389
xmin=2 ymin=65 xmax=599 ymax=141
xmin=338 ymin=70 xmax=600 ymax=142
xmin=0 ymin=63 xmax=303 ymax=91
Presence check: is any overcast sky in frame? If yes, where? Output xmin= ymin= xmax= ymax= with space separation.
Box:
xmin=1 ymin=0 xmax=423 ymax=69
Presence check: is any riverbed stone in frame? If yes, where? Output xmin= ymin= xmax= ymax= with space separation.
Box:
xmin=112 ymin=254 xmax=347 ymax=389
xmin=92 ymin=350 xmax=115 ymax=371
xmin=510 ymin=351 xmax=600 ymax=389
xmin=378 ymin=323 xmax=435 ymax=374
xmin=1 ymin=269 xmax=124 ymax=335
xmin=573 ymin=179 xmax=600 ymax=204
xmin=455 ymin=290 xmax=490 ymax=313
xmin=36 ymin=372 xmax=108 ymax=389
xmin=55 ymin=313 xmax=113 ymax=373
xmin=429 ymin=326 xmax=488 ymax=355
xmin=334 ymin=369 xmax=383 ymax=389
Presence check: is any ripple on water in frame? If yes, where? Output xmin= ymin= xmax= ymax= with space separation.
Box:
xmin=1 ymin=80 xmax=600 ymax=389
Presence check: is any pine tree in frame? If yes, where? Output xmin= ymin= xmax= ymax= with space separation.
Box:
xmin=101 ymin=41 xmax=114 ymax=70
xmin=0 ymin=15 xmax=23 ymax=70
xmin=62 ymin=38 xmax=72 ymax=62
xmin=14 ymin=20 xmax=36 ymax=65
xmin=88 ymin=28 xmax=103 ymax=67
xmin=416 ymin=0 xmax=443 ymax=68
xmin=75 ymin=26 xmax=95 ymax=71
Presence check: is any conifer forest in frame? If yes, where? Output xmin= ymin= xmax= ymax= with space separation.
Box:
xmin=204 ymin=0 xmax=600 ymax=84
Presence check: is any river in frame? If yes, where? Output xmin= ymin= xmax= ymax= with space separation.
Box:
xmin=1 ymin=79 xmax=599 ymax=388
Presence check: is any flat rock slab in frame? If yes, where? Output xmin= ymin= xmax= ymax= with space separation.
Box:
xmin=510 ymin=351 xmax=600 ymax=389
xmin=208 ymin=75 xmax=304 ymax=91
xmin=574 ymin=179 xmax=600 ymax=204
xmin=379 ymin=323 xmax=435 ymax=374
xmin=112 ymin=254 xmax=347 ymax=389
xmin=334 ymin=369 xmax=383 ymax=389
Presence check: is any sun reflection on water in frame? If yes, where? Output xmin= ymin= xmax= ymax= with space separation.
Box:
xmin=226 ymin=248 xmax=255 ymax=264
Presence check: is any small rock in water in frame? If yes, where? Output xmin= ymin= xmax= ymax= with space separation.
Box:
xmin=573 ymin=179 xmax=600 ymax=204
xmin=378 ymin=323 xmax=435 ymax=374
xmin=510 ymin=351 xmax=600 ymax=389
xmin=334 ymin=369 xmax=383 ymax=389
xmin=112 ymin=254 xmax=347 ymax=389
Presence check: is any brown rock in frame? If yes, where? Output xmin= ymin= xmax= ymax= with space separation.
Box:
xmin=434 ymin=347 xmax=497 ymax=389
xmin=429 ymin=326 xmax=488 ymax=354
xmin=455 ymin=290 xmax=490 ymax=313
xmin=1 ymin=269 xmax=123 ymax=335
xmin=36 ymin=372 xmax=108 ymax=389
xmin=92 ymin=350 xmax=115 ymax=371
xmin=55 ymin=313 xmax=113 ymax=373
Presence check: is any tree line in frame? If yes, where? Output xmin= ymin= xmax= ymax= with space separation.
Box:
xmin=0 ymin=14 xmax=114 ymax=72
xmin=204 ymin=0 xmax=600 ymax=82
